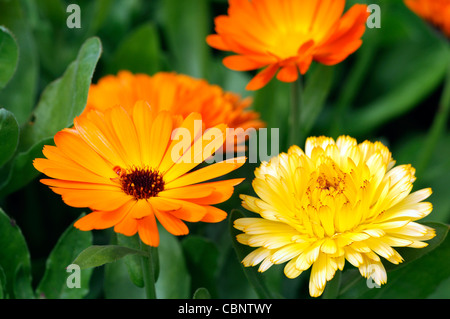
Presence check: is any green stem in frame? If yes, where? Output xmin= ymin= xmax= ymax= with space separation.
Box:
xmin=416 ymin=50 xmax=450 ymax=176
xmin=289 ymin=77 xmax=303 ymax=147
xmin=140 ymin=240 xmax=157 ymax=299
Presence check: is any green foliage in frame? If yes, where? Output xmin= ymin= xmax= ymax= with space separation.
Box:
xmin=0 ymin=26 xmax=19 ymax=89
xmin=36 ymin=214 xmax=93 ymax=298
xmin=0 ymin=0 xmax=448 ymax=301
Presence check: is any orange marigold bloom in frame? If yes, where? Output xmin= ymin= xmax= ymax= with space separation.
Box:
xmin=34 ymin=102 xmax=245 ymax=246
xmin=404 ymin=0 xmax=450 ymax=38
xmin=207 ymin=0 xmax=370 ymax=90
xmin=85 ymin=71 xmax=265 ymax=134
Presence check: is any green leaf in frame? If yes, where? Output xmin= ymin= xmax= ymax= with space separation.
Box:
xmin=0 ymin=108 xmax=19 ymax=167
xmin=160 ymin=0 xmax=211 ymax=78
xmin=0 ymin=26 xmax=19 ymax=88
xmin=301 ymin=64 xmax=334 ymax=137
xmin=35 ymin=214 xmax=93 ymax=299
xmin=116 ymin=233 xmax=159 ymax=288
xmin=0 ymin=266 xmax=5 ymax=299
xmin=182 ymin=235 xmax=219 ymax=297
xmin=72 ymin=245 xmax=148 ymax=270
xmin=0 ymin=208 xmax=33 ymax=299
xmin=193 ymin=287 xmax=211 ymax=299
xmin=0 ymin=137 xmax=53 ymax=197
xmin=103 ymin=256 xmax=146 ymax=299
xmin=0 ymin=0 xmax=38 ymax=126
xmin=155 ymin=225 xmax=190 ymax=298
xmin=229 ymin=209 xmax=274 ymax=299
xmin=21 ymin=37 xmax=102 ymax=150
xmin=106 ymin=22 xmax=162 ymax=75
xmin=115 ymin=234 xmax=144 ymax=288
xmin=346 ymin=45 xmax=450 ymax=136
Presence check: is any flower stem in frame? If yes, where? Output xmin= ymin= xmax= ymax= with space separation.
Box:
xmin=416 ymin=50 xmax=450 ymax=176
xmin=140 ymin=240 xmax=157 ymax=299
xmin=289 ymin=77 xmax=303 ymax=146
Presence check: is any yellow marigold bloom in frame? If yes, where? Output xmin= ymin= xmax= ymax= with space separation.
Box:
xmin=235 ymin=136 xmax=435 ymax=297
xmin=34 ymin=102 xmax=245 ymax=247
xmin=404 ymin=0 xmax=450 ymax=38
xmin=207 ymin=0 xmax=369 ymax=90
xmin=85 ymin=70 xmax=264 ymax=136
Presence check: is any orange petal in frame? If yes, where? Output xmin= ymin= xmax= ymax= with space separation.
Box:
xmin=206 ymin=34 xmax=230 ymax=51
xmin=200 ymin=206 xmax=228 ymax=223
xmin=74 ymin=202 xmax=132 ymax=230
xmin=129 ymin=199 xmax=153 ymax=219
xmin=223 ymin=55 xmax=266 ymax=71
xmin=52 ymin=187 xmax=132 ymax=211
xmin=246 ymin=64 xmax=279 ymax=91
xmin=137 ymin=214 xmax=159 ymax=247
xmin=164 ymin=157 xmax=246 ymax=189
xmin=276 ymin=64 xmax=298 ymax=83
xmin=154 ymin=210 xmax=189 ymax=236
xmin=155 ymin=198 xmax=207 ymax=222
xmin=114 ymin=215 xmax=139 ymax=237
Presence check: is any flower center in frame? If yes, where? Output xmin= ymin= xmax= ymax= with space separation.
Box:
xmin=114 ymin=166 xmax=165 ymax=200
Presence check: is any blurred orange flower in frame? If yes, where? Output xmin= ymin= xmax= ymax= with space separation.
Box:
xmin=404 ymin=0 xmax=450 ymax=38
xmin=34 ymin=102 xmax=245 ymax=246
xmin=207 ymin=0 xmax=369 ymax=90
xmin=85 ymin=71 xmax=264 ymax=134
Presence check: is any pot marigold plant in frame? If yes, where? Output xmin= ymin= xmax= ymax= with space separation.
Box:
xmin=207 ymin=0 xmax=370 ymax=90
xmin=235 ymin=136 xmax=435 ymax=297
xmin=34 ymin=102 xmax=245 ymax=247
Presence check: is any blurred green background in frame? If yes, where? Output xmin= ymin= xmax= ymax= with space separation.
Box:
xmin=0 ymin=0 xmax=449 ymax=299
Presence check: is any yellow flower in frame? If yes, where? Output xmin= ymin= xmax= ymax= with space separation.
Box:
xmin=234 ymin=136 xmax=435 ymax=297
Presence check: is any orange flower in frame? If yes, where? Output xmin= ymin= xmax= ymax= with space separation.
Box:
xmin=207 ymin=0 xmax=369 ymax=90
xmin=85 ymin=71 xmax=264 ymax=134
xmin=404 ymin=0 xmax=450 ymax=38
xmin=34 ymin=102 xmax=245 ymax=246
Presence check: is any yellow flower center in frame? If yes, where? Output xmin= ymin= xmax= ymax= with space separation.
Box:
xmin=114 ymin=166 xmax=165 ymax=200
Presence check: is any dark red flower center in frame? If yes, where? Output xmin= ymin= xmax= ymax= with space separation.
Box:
xmin=114 ymin=166 xmax=165 ymax=200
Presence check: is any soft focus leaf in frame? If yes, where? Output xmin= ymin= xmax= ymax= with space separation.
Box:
xmin=0 ymin=208 xmax=33 ymax=299
xmin=229 ymin=209 xmax=274 ymax=299
xmin=160 ymin=0 xmax=211 ymax=78
xmin=346 ymin=45 xmax=450 ymax=136
xmin=21 ymin=37 xmax=102 ymax=150
xmin=72 ymin=245 xmax=147 ymax=270
xmin=0 ymin=26 xmax=19 ymax=89
xmin=115 ymin=234 xmax=144 ymax=288
xmin=36 ymin=214 xmax=93 ymax=299
xmin=182 ymin=235 xmax=219 ymax=297
xmin=103 ymin=256 xmax=145 ymax=299
xmin=106 ymin=22 xmax=162 ymax=75
xmin=301 ymin=64 xmax=334 ymax=138
xmin=0 ymin=137 xmax=53 ymax=197
xmin=0 ymin=108 xmax=19 ymax=167
xmin=0 ymin=0 xmax=38 ymax=126
xmin=155 ymin=225 xmax=190 ymax=298
xmin=193 ymin=287 xmax=211 ymax=299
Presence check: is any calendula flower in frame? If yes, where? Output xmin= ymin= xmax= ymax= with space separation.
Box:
xmin=207 ymin=0 xmax=369 ymax=90
xmin=34 ymin=102 xmax=245 ymax=246
xmin=235 ymin=136 xmax=435 ymax=297
xmin=85 ymin=71 xmax=264 ymax=139
xmin=404 ymin=0 xmax=450 ymax=38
